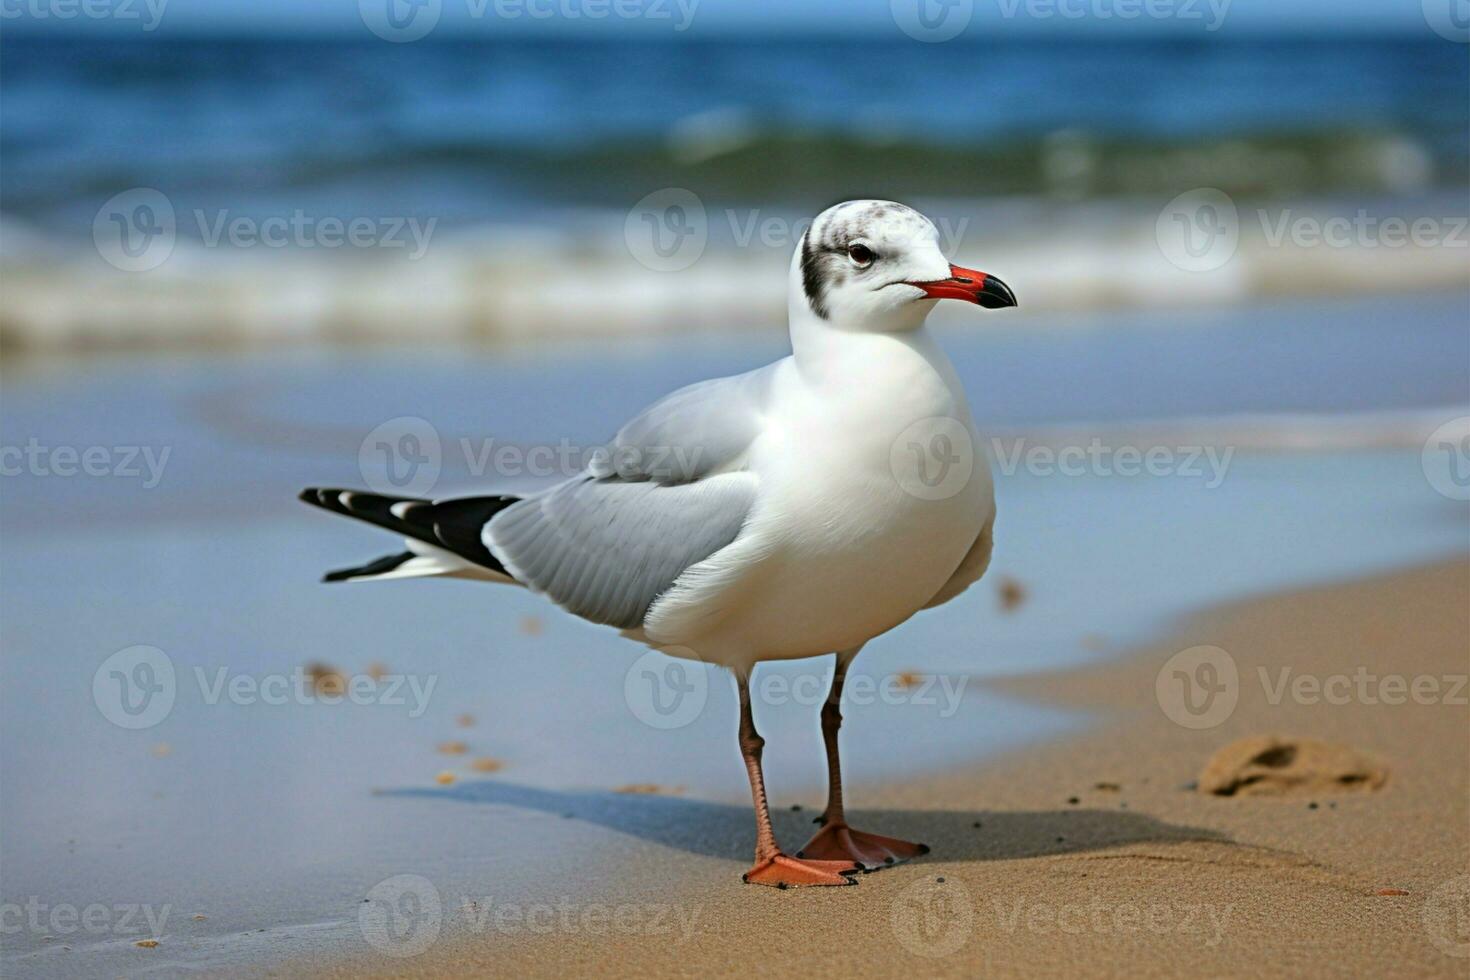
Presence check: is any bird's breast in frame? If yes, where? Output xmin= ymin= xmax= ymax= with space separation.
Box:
xmin=713 ymin=374 xmax=994 ymax=658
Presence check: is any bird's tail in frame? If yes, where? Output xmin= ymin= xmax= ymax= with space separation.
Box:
xmin=299 ymin=487 xmax=521 ymax=584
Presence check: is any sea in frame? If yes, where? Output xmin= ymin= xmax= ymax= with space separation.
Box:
xmin=1 ymin=35 xmax=1466 ymax=231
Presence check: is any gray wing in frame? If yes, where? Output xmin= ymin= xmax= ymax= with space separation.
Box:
xmin=483 ymin=365 xmax=777 ymax=629
xmin=588 ymin=365 xmax=775 ymax=484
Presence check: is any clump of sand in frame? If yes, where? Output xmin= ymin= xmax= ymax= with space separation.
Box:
xmin=996 ymin=576 xmax=1027 ymax=611
xmin=1197 ymin=734 xmax=1388 ymax=797
xmin=303 ymin=662 xmax=347 ymax=697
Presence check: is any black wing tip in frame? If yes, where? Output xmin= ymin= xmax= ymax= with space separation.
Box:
xmin=298 ymin=488 xmax=520 ymax=580
xmin=300 ymin=487 xmax=346 ymax=509
xmin=322 ymin=550 xmax=414 ymax=583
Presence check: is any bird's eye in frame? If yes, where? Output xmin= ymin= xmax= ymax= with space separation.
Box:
xmin=846 ymin=243 xmax=875 ymax=267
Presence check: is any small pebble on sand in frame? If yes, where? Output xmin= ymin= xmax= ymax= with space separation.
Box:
xmin=135 ymin=939 xmax=159 ymax=948
xmin=304 ymin=662 xmax=347 ymax=697
xmin=997 ymin=576 xmax=1027 ymax=612
xmin=469 ymin=757 xmax=504 ymax=773
xmin=435 ymin=771 xmax=456 ymax=785
xmin=437 ymin=741 xmax=469 ymax=755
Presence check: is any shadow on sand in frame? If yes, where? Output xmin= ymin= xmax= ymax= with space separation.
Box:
xmin=384 ymin=780 xmax=1228 ymax=864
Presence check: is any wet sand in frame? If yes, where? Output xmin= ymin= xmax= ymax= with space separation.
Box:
xmin=313 ymin=559 xmax=1469 ymax=978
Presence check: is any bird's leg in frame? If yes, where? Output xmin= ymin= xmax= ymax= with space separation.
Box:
xmin=798 ymin=650 xmax=930 ymax=871
xmin=737 ymin=672 xmax=858 ymax=888
xmin=816 ymin=653 xmax=853 ymax=826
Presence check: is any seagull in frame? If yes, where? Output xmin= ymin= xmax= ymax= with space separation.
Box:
xmin=300 ymin=200 xmax=1016 ymax=887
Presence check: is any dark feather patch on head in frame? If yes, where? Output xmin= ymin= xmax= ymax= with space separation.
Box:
xmin=800 ymin=230 xmax=829 ymax=320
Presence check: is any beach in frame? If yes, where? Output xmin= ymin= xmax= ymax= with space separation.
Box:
xmin=1 ymin=296 xmax=1466 ymax=977
xmin=3 ymin=18 xmax=1468 ymax=980
xmin=314 ymin=559 xmax=1470 ymax=978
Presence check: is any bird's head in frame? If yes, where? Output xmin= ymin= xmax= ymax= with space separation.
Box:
xmin=792 ymin=200 xmax=1016 ymax=332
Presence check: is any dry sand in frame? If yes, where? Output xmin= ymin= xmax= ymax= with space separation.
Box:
xmin=320 ymin=560 xmax=1469 ymax=978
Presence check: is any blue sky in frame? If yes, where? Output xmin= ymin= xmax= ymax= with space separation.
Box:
xmin=0 ymin=0 xmax=1444 ymax=36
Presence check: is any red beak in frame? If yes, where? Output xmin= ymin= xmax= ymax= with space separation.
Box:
xmin=912 ymin=264 xmax=1018 ymax=309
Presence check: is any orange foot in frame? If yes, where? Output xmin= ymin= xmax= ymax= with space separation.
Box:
xmin=742 ymin=853 xmax=861 ymax=888
xmin=798 ymin=822 xmax=930 ymax=871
